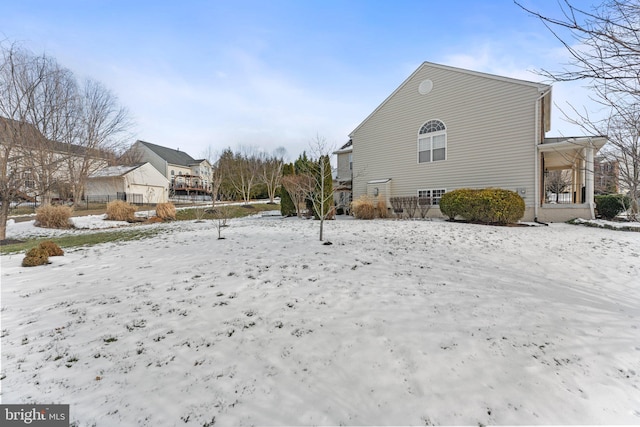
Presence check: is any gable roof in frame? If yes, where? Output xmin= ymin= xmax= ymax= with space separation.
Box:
xmin=1 ymin=117 xmax=113 ymax=160
xmin=333 ymin=139 xmax=353 ymax=155
xmin=136 ymin=140 xmax=196 ymax=166
xmin=349 ymin=61 xmax=551 ymax=137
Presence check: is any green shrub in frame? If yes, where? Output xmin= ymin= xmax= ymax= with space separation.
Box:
xmin=352 ymin=195 xmax=376 ymax=219
xmin=106 ymin=200 xmax=136 ymax=222
xmin=38 ymin=241 xmax=64 ymax=256
xmin=22 ymin=247 xmax=50 ymax=267
xmin=595 ymin=194 xmax=631 ymax=220
xmin=280 ymin=163 xmax=296 ymax=216
xmin=35 ymin=204 xmax=73 ymax=229
xmin=439 ymin=188 xmax=524 ymax=224
xmin=440 ymin=188 xmax=474 ymax=220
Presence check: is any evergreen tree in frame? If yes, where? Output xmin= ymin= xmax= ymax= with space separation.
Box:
xmin=280 ymin=163 xmax=296 ymax=216
xmin=294 ymin=152 xmax=315 ymax=216
xmin=294 ymin=151 xmax=311 ymax=174
xmin=314 ymin=155 xmax=333 ymax=220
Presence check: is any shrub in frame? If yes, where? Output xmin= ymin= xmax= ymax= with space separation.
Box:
xmin=476 ymin=188 xmax=525 ymax=224
xmin=390 ymin=197 xmax=404 ymax=216
xmin=595 ymin=194 xmax=631 ymax=220
xmin=106 ymin=200 xmax=136 ymax=222
xmin=375 ymin=197 xmax=389 ymax=218
xmin=22 ymin=247 xmax=50 ymax=267
xmin=440 ymin=188 xmax=524 ymax=224
xmin=155 ymin=202 xmax=176 ymax=220
xmin=440 ymin=189 xmax=474 ymax=221
xmin=39 ymin=240 xmax=64 ymax=256
xmin=352 ymin=195 xmax=376 ymax=219
xmin=280 ymin=164 xmax=297 ymax=217
xmin=34 ymin=204 xmax=73 ymax=229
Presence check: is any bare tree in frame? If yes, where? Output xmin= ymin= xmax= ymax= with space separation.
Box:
xmin=2 ymin=47 xmax=76 ymax=206
xmin=281 ymin=173 xmax=314 ymax=217
xmin=201 ymin=145 xmax=223 ymax=208
xmin=0 ymin=42 xmax=52 ymax=239
xmin=260 ymin=147 xmax=286 ymax=204
xmin=545 ymin=170 xmax=573 ymax=203
xmin=518 ymin=0 xmax=640 ymax=90
xmin=220 ymin=146 xmax=261 ymax=206
xmin=517 ymin=0 xmax=640 ymax=219
xmin=66 ymin=79 xmax=131 ymax=207
xmin=297 ymin=135 xmax=335 ymax=242
xmin=0 ymin=41 xmax=133 ymax=239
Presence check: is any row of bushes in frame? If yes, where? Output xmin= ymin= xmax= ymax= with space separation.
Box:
xmin=34 ymin=201 xmax=177 ymax=229
xmin=439 ymin=188 xmax=525 ymax=224
xmin=350 ymin=189 xmax=524 ymax=224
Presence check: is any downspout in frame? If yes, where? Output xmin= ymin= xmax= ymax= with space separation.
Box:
xmin=585 ymin=137 xmax=595 ymax=218
xmin=534 ymin=88 xmax=551 ymax=222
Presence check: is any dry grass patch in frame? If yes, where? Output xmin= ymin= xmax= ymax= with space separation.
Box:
xmin=155 ymin=202 xmax=176 ymax=220
xmin=22 ymin=247 xmax=50 ymax=267
xmin=352 ymin=195 xmax=377 ymax=219
xmin=35 ymin=205 xmax=73 ymax=229
xmin=106 ymin=200 xmax=137 ymax=222
xmin=38 ymin=240 xmax=64 ymax=256
xmin=376 ymin=197 xmax=389 ymax=218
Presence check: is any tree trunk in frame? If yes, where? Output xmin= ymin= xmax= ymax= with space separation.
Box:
xmin=0 ymin=200 xmax=10 ymax=240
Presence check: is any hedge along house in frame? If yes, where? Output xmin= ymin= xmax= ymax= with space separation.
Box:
xmin=86 ymin=163 xmax=169 ymax=204
xmin=347 ymin=62 xmax=607 ymax=222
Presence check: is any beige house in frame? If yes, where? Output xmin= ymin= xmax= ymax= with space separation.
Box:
xmin=129 ymin=140 xmax=213 ymax=198
xmin=86 ymin=163 xmax=169 ymax=204
xmin=0 ymin=117 xmax=111 ymax=204
xmin=346 ymin=62 xmax=607 ymax=222
xmin=333 ymin=140 xmax=353 ymax=214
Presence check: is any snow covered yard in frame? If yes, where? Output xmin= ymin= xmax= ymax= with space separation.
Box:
xmin=1 ymin=217 xmax=639 ymax=426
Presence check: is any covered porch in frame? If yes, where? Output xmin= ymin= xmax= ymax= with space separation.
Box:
xmin=536 ymin=136 xmax=607 ymax=222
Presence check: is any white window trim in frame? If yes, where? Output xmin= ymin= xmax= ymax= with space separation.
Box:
xmin=417 ymin=188 xmax=446 ymax=205
xmin=417 ymin=119 xmax=447 ymax=164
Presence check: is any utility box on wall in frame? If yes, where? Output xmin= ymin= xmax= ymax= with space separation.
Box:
xmin=517 ymin=187 xmax=527 ymax=199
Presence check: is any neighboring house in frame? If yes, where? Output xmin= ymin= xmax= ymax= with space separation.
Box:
xmin=594 ymin=156 xmax=619 ymax=194
xmin=0 ymin=117 xmax=111 ymax=204
xmin=128 ymin=140 xmax=213 ymax=197
xmin=333 ymin=140 xmax=353 ymax=214
xmin=86 ymin=163 xmax=169 ymax=204
xmin=347 ymin=62 xmax=607 ymax=222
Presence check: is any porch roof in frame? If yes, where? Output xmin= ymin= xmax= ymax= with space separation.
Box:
xmin=539 ymin=136 xmax=607 ymax=169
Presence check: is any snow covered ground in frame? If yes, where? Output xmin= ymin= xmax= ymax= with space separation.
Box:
xmin=1 ymin=215 xmax=639 ymax=426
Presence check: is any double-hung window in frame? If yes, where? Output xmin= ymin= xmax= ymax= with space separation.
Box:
xmin=418 ymin=189 xmax=446 ymax=205
xmin=418 ymin=120 xmax=446 ymax=163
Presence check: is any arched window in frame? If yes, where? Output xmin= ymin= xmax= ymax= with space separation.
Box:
xmin=418 ymin=119 xmax=446 ymax=163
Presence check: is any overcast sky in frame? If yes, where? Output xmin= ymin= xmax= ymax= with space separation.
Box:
xmin=1 ymin=0 xmax=603 ymax=161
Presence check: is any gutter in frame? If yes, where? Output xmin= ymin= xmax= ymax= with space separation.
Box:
xmin=534 ymin=88 xmax=551 ymax=222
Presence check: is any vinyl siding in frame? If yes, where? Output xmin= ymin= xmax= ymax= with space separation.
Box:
xmin=351 ymin=63 xmax=547 ymax=208
xmin=336 ymin=151 xmax=352 ymax=181
xmin=134 ymin=142 xmax=168 ymax=178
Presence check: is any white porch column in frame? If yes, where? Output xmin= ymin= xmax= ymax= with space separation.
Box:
xmin=585 ymin=145 xmax=595 ymax=218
